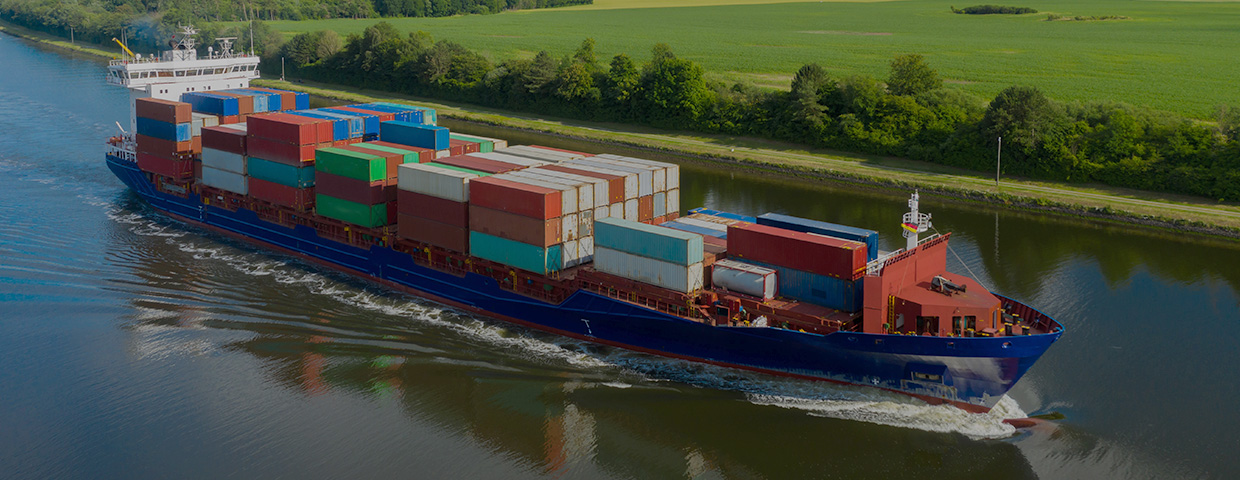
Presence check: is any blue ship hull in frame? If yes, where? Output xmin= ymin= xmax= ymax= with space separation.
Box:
xmin=107 ymin=154 xmax=1060 ymax=411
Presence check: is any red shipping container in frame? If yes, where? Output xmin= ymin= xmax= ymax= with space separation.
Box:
xmin=335 ymin=144 xmax=403 ymax=183
xmin=191 ymin=136 xmax=202 ymax=154
xmin=433 ymin=154 xmax=520 ymax=175
xmin=135 ymin=97 xmax=191 ymax=124
xmin=219 ymin=115 xmax=241 ymax=125
xmin=397 ymin=190 xmax=468 ymax=228
xmin=530 ymin=145 xmax=589 ymax=157
xmin=136 ymin=134 xmax=193 ymax=158
xmin=540 ymin=165 xmax=624 ymax=204
xmin=447 ymin=139 xmax=471 ymax=156
xmin=316 ymin=172 xmax=394 ymax=206
xmin=397 ymin=214 xmax=468 ymax=253
xmin=468 ymin=176 xmax=562 ymax=220
xmin=727 ymin=223 xmax=867 ymax=279
xmin=137 ymin=152 xmax=194 ymax=180
xmin=332 ymin=138 xmax=362 ymax=147
xmin=193 ymin=160 xmax=202 ymax=181
xmin=247 ymin=136 xmax=323 ymax=165
xmin=249 ymin=178 xmax=315 ymax=211
xmin=638 ymin=195 xmax=654 ymax=221
xmin=201 ymin=126 xmax=247 ymax=155
xmin=334 ymin=105 xmax=396 ymax=122
xmin=469 ymin=205 xmax=562 ymax=247
xmin=369 ymin=141 xmax=434 ymax=163
xmin=213 ymin=91 xmax=254 ymax=115
xmin=248 ymin=113 xmax=331 ymax=145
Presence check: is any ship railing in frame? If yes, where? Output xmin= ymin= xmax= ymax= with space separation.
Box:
xmin=864 ymin=233 xmax=946 ymax=276
xmin=993 ymin=293 xmax=1063 ymax=335
xmin=105 ymin=137 xmax=136 ymax=162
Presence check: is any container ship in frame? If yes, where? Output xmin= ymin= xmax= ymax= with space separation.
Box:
xmin=103 ymin=30 xmax=1062 ymax=413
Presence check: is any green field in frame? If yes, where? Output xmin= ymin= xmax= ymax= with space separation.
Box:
xmin=254 ymin=0 xmax=1240 ymax=118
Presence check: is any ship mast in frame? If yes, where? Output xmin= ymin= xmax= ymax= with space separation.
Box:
xmin=902 ymin=191 xmax=932 ymax=251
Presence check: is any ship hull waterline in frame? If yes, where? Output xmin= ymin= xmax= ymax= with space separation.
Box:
xmin=107 ymin=154 xmax=1060 ymax=414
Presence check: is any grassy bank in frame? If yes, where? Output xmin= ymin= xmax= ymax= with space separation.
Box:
xmin=0 ymin=18 xmax=118 ymax=59
xmin=255 ymin=78 xmax=1240 ymax=238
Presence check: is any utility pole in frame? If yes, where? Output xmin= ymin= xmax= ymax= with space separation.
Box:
xmin=70 ymin=26 xmax=74 ymax=44
xmin=249 ymin=20 xmax=254 ymax=55
xmin=281 ymin=57 xmax=285 ymax=81
xmin=995 ymin=136 xmax=1002 ymax=187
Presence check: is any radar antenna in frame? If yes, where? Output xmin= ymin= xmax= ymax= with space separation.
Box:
xmin=214 ymin=37 xmax=238 ymax=58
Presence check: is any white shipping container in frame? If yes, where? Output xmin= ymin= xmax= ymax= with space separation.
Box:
xmin=472 ymin=151 xmax=547 ymax=168
xmin=624 ymin=199 xmax=638 ymax=221
xmin=492 ymin=173 xmax=578 ymax=214
xmin=397 ymin=163 xmax=477 ymax=202
xmin=532 ymin=167 xmax=609 ymax=207
xmin=594 ymin=205 xmax=609 ymax=220
xmin=435 ymin=149 xmax=451 ymax=159
xmin=595 ymin=154 xmax=665 ymax=192
xmin=561 ymin=213 xmax=580 ymax=241
xmin=667 ymin=188 xmax=680 ymax=217
xmin=201 ymin=147 xmax=246 ymax=174
xmin=712 ymin=259 xmax=778 ymax=301
xmin=579 ymin=209 xmax=594 ymax=237
xmin=676 ymin=217 xmax=727 ymax=233
xmin=567 ymin=159 xmax=652 ymax=197
xmin=599 ymin=154 xmax=680 ymax=190
xmin=594 ymin=246 xmax=704 ymax=293
xmin=578 ymin=235 xmax=594 ymax=264
xmin=561 ymin=239 xmax=579 ymax=268
xmin=201 ymin=166 xmax=247 ymax=195
xmin=497 ymin=145 xmax=570 ymax=162
xmin=507 ymin=170 xmax=595 ymax=211
xmin=219 ymin=123 xmax=247 ymax=133
xmin=610 ymin=203 xmax=623 ymax=219
xmin=653 ymin=192 xmax=667 ymax=217
xmin=555 ymin=163 xmax=638 ymax=200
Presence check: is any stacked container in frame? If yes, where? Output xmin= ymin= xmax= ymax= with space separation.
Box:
xmin=366 ymin=102 xmax=436 ymax=125
xmin=380 ymin=121 xmax=450 ymax=156
xmin=448 ymin=133 xmax=508 ymax=153
xmin=562 ymin=155 xmax=680 ymax=223
xmin=314 ymin=147 xmax=399 ymax=228
xmin=396 ymin=163 xmax=487 ymax=252
xmin=727 ymin=223 xmax=868 ymax=310
xmin=201 ymin=125 xmax=250 ymax=196
xmin=756 ymin=213 xmax=880 ymax=262
xmin=248 ymin=87 xmax=308 ymax=110
xmin=593 ymin=217 xmax=704 ymax=293
xmin=134 ymin=97 xmax=196 ymax=180
xmin=181 ymin=92 xmax=240 ymax=121
xmin=245 ymin=113 xmax=332 ymax=209
xmin=468 ymin=173 xmax=577 ymax=274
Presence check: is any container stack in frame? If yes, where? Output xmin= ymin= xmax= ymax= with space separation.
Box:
xmin=366 ymin=102 xmax=436 ymax=125
xmin=726 ymin=223 xmax=868 ymax=310
xmin=396 ymin=163 xmax=488 ymax=252
xmin=181 ymin=92 xmax=241 ymax=123
xmin=355 ymin=104 xmax=423 ymax=124
xmin=134 ymin=97 xmax=196 ymax=181
xmin=200 ymin=124 xmax=250 ymax=196
xmin=314 ymin=147 xmax=402 ymax=228
xmin=380 ymin=121 xmax=451 ymax=158
xmin=593 ymin=217 xmax=704 ymax=293
xmin=496 ymin=145 xmax=589 ymax=163
xmin=468 ymin=172 xmax=579 ymax=274
xmin=755 ymin=213 xmax=879 ymax=262
xmin=448 ymin=133 xmax=508 ymax=153
xmin=244 ymin=113 xmax=333 ymax=210
xmin=248 ymin=87 xmax=309 ymax=110
xmin=563 ymin=154 xmax=680 ymax=223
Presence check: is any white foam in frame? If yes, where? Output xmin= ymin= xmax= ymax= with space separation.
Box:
xmin=748 ymin=392 xmax=1024 ymax=439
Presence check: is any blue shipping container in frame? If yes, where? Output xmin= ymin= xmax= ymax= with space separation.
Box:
xmin=370 ymin=102 xmax=436 ymax=125
xmin=742 ymin=259 xmax=862 ymax=312
xmin=286 ymin=111 xmax=348 ymax=142
xmin=136 ymin=117 xmax=192 ymax=142
xmin=662 ymin=220 xmax=726 ymax=239
xmin=320 ymin=108 xmax=379 ymax=136
xmin=355 ymin=104 xmax=419 ymax=123
xmin=756 ymin=213 xmax=879 ymax=262
xmin=247 ymin=157 xmax=316 ymax=188
xmin=469 ymin=231 xmax=562 ymax=274
xmin=595 ymin=217 xmax=703 ymax=266
xmin=258 ymin=88 xmax=309 ymax=110
xmin=229 ymin=89 xmax=270 ymax=112
xmin=380 ymin=121 xmax=449 ymax=150
xmin=309 ymin=110 xmax=365 ymax=138
xmin=233 ymin=89 xmax=282 ymax=111
xmin=180 ymin=92 xmax=239 ymax=116
xmin=688 ymin=207 xmax=756 ymax=223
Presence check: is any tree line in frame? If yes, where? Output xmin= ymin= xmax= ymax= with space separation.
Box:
xmin=282 ymin=23 xmax=1240 ymax=201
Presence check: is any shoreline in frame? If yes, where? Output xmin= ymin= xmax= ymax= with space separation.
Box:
xmin=4 ymin=21 xmax=1237 ymax=239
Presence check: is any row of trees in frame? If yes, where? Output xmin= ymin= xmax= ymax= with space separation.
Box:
xmin=281 ymin=23 xmax=1240 ymax=201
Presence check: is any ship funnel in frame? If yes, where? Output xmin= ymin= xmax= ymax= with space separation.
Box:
xmin=901 ymin=191 xmax=932 ymax=251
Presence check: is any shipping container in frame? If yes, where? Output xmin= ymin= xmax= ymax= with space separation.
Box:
xmin=610 ymin=202 xmax=623 ymax=220
xmin=246 ymin=136 xmax=321 ymax=165
xmin=380 ymin=121 xmax=449 ymax=150
xmin=742 ymin=259 xmax=860 ymax=311
xmin=461 ymin=134 xmax=507 ymax=150
xmin=351 ymin=142 xmax=420 ymax=165
xmin=201 ymin=165 xmax=248 ymax=195
xmin=397 ymin=214 xmax=468 ymax=252
xmin=489 ymin=173 xmax=578 ymax=215
xmin=366 ymin=141 xmax=435 ymax=163
xmin=136 ymin=153 xmax=194 ymax=179
xmin=666 ymin=188 xmax=680 ymax=217
xmin=594 ymin=154 xmax=667 ymax=192
xmin=136 ymin=97 xmax=192 ymax=124
xmin=232 ymin=89 xmax=283 ymax=112
xmin=180 ymin=92 xmax=239 ymax=116
xmin=396 ymin=190 xmax=468 ymax=228
xmin=249 ymin=177 xmax=314 ymax=210
xmin=316 ymin=172 xmax=393 ymax=206
xmin=530 ymin=145 xmax=589 ymax=157
xmin=396 ymin=163 xmax=478 ymax=203
xmin=594 ymin=247 xmax=703 ymax=293
xmin=314 ymin=147 xmax=386 ymax=183
xmin=755 ymin=213 xmax=880 ymax=262
xmin=334 ymin=144 xmax=406 ymax=182
xmin=623 ymin=199 xmax=638 ymax=221
xmin=432 ymin=154 xmax=521 ymax=175
xmin=308 ymin=109 xmax=366 ymax=138
xmin=316 ymin=195 xmax=389 ymax=228
xmin=688 ymin=208 xmax=756 ymax=223
xmin=222 ymin=89 xmax=270 ymax=113
xmin=727 ymin=223 xmax=867 ymax=279
xmin=201 ymin=147 xmax=246 ymax=174
xmin=136 ymin=117 xmax=191 ymax=142
xmin=540 ymin=164 xmax=627 ymax=204
xmin=286 ymin=111 xmax=348 ymax=142
xmin=469 ymin=205 xmax=562 ymax=247
xmin=248 ymin=87 xmax=308 ymax=110
xmin=449 ymin=133 xmax=493 ymax=153
xmin=247 ymin=113 xmax=331 ymax=145
xmin=467 ymin=177 xmax=562 ymax=220
xmin=354 ymin=104 xmax=421 ymax=124
xmin=531 ymin=167 xmax=609 ymax=207
xmin=674 ymin=217 xmax=727 ymax=235
xmin=560 ymin=239 xmax=580 ymax=269
xmin=594 ymin=205 xmax=609 ymax=220
xmin=566 ymin=159 xmax=652 ymax=197
xmin=662 ymin=220 xmax=726 ymax=239
xmin=497 ymin=145 xmax=575 ymax=163
xmin=333 ymin=105 xmax=395 ymax=122
xmin=712 ymin=260 xmax=777 ymax=300
xmin=578 ymin=235 xmax=595 ymax=264
xmin=653 ymin=192 xmax=667 ymax=218
xmin=469 ymin=231 xmax=562 ymax=274
xmin=247 ymin=157 xmax=315 ymax=188
xmin=189 ymin=112 xmax=217 ymax=137
xmin=369 ymin=102 xmax=436 ymax=124
xmin=638 ymin=195 xmax=654 ymax=221
xmin=212 ymin=91 xmax=254 ymax=115
xmin=470 ymin=152 xmax=547 ymax=168
xmin=595 ymin=217 xmax=703 ymax=266
xmin=444 ymin=139 xmax=471 ymax=156
xmin=560 ymin=212 xmax=581 ymax=242
xmin=319 ymin=108 xmax=379 ymax=136
xmin=136 ymin=134 xmax=194 ymax=158
xmin=595 ymin=154 xmax=680 ymax=190
xmin=507 ymin=171 xmax=594 ymax=211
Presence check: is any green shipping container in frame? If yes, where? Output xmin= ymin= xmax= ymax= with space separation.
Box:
xmin=315 ymin=147 xmax=386 ymax=182
xmin=352 ymin=142 xmax=420 ymax=164
xmin=424 ymin=162 xmax=492 ymax=177
xmin=469 ymin=231 xmax=562 ymax=274
xmin=316 ymin=194 xmax=388 ymax=228
xmin=595 ymin=217 xmax=703 ymax=266
xmin=248 ymin=157 xmax=315 ymax=188
xmin=449 ymin=133 xmax=493 ymax=153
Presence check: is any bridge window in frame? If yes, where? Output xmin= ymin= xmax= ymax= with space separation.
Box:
xmin=129 ymin=72 xmax=137 ymax=79
xmin=174 ymin=70 xmax=185 ymax=77
xmin=186 ymin=69 xmax=198 ymax=77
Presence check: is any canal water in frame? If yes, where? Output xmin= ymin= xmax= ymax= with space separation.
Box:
xmin=1 ymin=33 xmax=1237 ymax=479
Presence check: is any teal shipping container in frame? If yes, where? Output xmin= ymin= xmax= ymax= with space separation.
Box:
xmin=372 ymin=102 xmax=436 ymax=124
xmin=741 ymin=259 xmax=862 ymax=312
xmin=449 ymin=133 xmax=493 ymax=153
xmin=247 ymin=157 xmax=315 ymax=188
xmin=380 ymin=121 xmax=449 ymax=150
xmin=469 ymin=231 xmax=562 ymax=274
xmin=594 ymin=217 xmax=703 ymax=266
